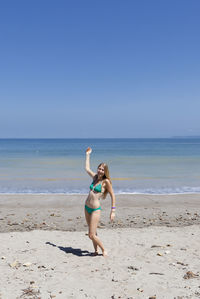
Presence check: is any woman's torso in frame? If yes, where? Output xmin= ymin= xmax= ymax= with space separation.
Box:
xmin=85 ymin=179 xmax=105 ymax=209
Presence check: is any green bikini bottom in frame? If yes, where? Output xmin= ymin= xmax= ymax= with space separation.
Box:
xmin=85 ymin=205 xmax=102 ymax=214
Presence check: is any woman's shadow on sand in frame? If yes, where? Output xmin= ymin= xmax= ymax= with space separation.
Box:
xmin=46 ymin=241 xmax=94 ymax=257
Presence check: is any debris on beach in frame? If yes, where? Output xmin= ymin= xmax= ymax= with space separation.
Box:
xmin=128 ymin=266 xmax=139 ymax=271
xmin=137 ymin=288 xmax=144 ymax=292
xmin=149 ymin=296 xmax=156 ymax=299
xmin=183 ymin=271 xmax=199 ymax=279
xmin=149 ymin=272 xmax=164 ymax=275
xmin=8 ymin=222 xmax=19 ymax=226
xmin=38 ymin=265 xmax=46 ymax=269
xmin=111 ymin=277 xmax=118 ymax=282
xmin=20 ymin=286 xmax=41 ymax=299
xmin=157 ymin=252 xmax=163 ymax=256
xmin=177 ymin=261 xmax=188 ymax=266
xmin=23 ymin=262 xmax=32 ymax=267
xmin=9 ymin=260 xmax=21 ymax=268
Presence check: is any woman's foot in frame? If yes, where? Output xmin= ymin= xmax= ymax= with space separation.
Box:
xmin=102 ymin=250 xmax=108 ymax=257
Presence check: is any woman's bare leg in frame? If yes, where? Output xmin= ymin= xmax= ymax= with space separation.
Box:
xmin=85 ymin=209 xmax=98 ymax=254
xmin=88 ymin=210 xmax=107 ymax=257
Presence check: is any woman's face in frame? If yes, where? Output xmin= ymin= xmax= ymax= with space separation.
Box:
xmin=97 ymin=165 xmax=105 ymax=178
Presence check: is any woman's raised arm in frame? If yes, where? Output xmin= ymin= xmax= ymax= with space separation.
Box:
xmin=85 ymin=147 xmax=96 ymax=178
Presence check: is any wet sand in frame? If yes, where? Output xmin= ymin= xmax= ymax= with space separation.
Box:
xmin=0 ymin=194 xmax=200 ymax=233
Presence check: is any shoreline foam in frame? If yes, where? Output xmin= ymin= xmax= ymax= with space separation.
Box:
xmin=0 ymin=190 xmax=200 ymax=195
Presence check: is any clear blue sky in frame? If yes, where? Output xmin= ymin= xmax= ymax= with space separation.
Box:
xmin=0 ymin=0 xmax=200 ymax=138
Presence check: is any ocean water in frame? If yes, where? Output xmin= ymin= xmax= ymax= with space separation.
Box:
xmin=0 ymin=138 xmax=200 ymax=194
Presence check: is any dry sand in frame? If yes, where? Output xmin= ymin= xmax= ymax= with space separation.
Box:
xmin=1 ymin=194 xmax=200 ymax=298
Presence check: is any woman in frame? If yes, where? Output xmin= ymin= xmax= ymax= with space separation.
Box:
xmin=85 ymin=147 xmax=116 ymax=257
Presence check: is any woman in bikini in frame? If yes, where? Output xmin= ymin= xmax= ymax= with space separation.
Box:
xmin=85 ymin=147 xmax=116 ymax=257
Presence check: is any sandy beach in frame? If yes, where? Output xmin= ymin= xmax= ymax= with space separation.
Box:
xmin=1 ymin=194 xmax=200 ymax=298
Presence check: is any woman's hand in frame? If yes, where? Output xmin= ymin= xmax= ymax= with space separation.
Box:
xmin=86 ymin=147 xmax=92 ymax=154
xmin=110 ymin=210 xmax=115 ymax=221
xmin=85 ymin=147 xmax=95 ymax=177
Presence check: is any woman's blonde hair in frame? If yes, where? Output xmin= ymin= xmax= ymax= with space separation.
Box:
xmin=97 ymin=162 xmax=112 ymax=199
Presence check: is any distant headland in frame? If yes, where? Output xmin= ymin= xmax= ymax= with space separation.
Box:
xmin=172 ymin=136 xmax=200 ymax=138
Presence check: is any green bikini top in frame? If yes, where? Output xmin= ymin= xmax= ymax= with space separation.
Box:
xmin=90 ymin=182 xmax=102 ymax=193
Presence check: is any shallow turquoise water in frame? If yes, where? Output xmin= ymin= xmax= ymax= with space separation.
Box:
xmin=0 ymin=138 xmax=200 ymax=194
